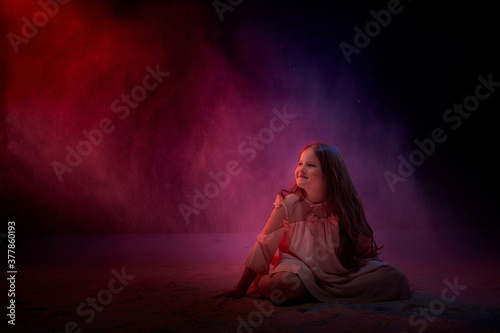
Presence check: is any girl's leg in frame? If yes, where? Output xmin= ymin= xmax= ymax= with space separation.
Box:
xmin=257 ymin=272 xmax=310 ymax=304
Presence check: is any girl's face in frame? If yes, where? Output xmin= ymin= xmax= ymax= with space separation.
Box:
xmin=295 ymin=148 xmax=325 ymax=197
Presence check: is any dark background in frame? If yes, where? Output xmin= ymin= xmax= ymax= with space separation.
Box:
xmin=1 ymin=0 xmax=498 ymax=250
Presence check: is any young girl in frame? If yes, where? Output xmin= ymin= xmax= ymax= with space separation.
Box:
xmin=217 ymin=142 xmax=412 ymax=304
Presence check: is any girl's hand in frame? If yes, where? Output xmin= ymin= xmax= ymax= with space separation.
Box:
xmin=214 ymin=287 xmax=246 ymax=299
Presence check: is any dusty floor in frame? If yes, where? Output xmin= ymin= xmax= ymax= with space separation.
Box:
xmin=12 ymin=230 xmax=500 ymax=332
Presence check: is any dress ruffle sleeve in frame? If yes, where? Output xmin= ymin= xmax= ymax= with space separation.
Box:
xmin=244 ymin=228 xmax=285 ymax=274
xmin=244 ymin=195 xmax=287 ymax=275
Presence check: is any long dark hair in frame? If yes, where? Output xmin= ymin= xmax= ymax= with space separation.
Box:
xmin=283 ymin=142 xmax=380 ymax=269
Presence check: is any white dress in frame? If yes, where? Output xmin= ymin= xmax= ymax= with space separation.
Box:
xmin=245 ymin=193 xmax=412 ymax=302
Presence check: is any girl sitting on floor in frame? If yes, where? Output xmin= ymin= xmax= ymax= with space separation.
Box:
xmin=217 ymin=142 xmax=412 ymax=304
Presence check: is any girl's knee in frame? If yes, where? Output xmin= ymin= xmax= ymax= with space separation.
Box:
xmin=269 ymin=272 xmax=308 ymax=303
xmin=276 ymin=272 xmax=303 ymax=290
